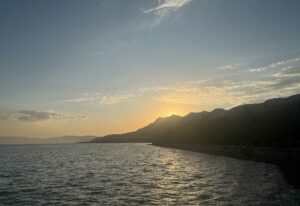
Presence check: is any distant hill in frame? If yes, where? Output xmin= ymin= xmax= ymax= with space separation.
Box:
xmin=91 ymin=115 xmax=182 ymax=143
xmin=0 ymin=136 xmax=42 ymax=144
xmin=0 ymin=136 xmax=96 ymax=144
xmin=91 ymin=94 xmax=300 ymax=147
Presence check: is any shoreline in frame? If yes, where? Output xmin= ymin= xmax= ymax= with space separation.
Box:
xmin=152 ymin=143 xmax=300 ymax=188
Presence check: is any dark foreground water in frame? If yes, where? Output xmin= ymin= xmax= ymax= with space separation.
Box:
xmin=0 ymin=144 xmax=299 ymax=206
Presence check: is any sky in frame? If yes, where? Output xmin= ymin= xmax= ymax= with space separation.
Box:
xmin=1 ymin=0 xmax=300 ymax=138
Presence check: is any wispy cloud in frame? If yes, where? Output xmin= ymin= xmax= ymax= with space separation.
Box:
xmin=271 ymin=76 xmax=300 ymax=89
xmin=249 ymin=56 xmax=300 ymax=72
xmin=62 ymin=55 xmax=300 ymax=111
xmin=142 ymin=0 xmax=192 ymax=24
xmin=274 ymin=66 xmax=300 ymax=77
xmin=62 ymin=77 xmax=300 ymax=111
xmin=1 ymin=110 xmax=87 ymax=122
xmin=64 ymin=93 xmax=135 ymax=105
xmin=218 ymin=63 xmax=242 ymax=70
xmin=155 ymin=77 xmax=300 ymax=109
xmin=156 ymin=80 xmax=272 ymax=107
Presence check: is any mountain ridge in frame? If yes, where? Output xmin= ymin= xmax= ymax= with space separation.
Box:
xmin=91 ymin=94 xmax=300 ymax=147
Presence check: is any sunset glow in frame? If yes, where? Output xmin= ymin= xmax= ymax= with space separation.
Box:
xmin=1 ymin=0 xmax=300 ymax=138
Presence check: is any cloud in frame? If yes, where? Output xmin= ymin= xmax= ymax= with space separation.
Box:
xmin=62 ymin=77 xmax=300 ymax=111
xmin=272 ymin=77 xmax=300 ymax=89
xmin=249 ymin=56 xmax=300 ymax=72
xmin=274 ymin=67 xmax=300 ymax=77
xmin=64 ymin=93 xmax=135 ymax=105
xmin=62 ymin=54 xmax=300 ymax=111
xmin=153 ymin=76 xmax=300 ymax=109
xmin=1 ymin=110 xmax=87 ymax=122
xmin=218 ymin=63 xmax=242 ymax=70
xmin=142 ymin=0 xmax=192 ymax=23
xmin=156 ymin=80 xmax=271 ymax=107
xmin=271 ymin=66 xmax=300 ymax=88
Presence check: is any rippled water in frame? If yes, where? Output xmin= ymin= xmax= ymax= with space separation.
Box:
xmin=0 ymin=144 xmax=299 ymax=205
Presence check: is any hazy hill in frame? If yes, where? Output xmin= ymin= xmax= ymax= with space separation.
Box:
xmin=91 ymin=115 xmax=182 ymax=143
xmin=91 ymin=94 xmax=300 ymax=147
xmin=0 ymin=136 xmax=96 ymax=144
xmin=0 ymin=136 xmax=43 ymax=144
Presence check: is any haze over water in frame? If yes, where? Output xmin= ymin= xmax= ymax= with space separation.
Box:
xmin=0 ymin=144 xmax=299 ymax=205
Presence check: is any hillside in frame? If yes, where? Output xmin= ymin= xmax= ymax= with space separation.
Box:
xmin=91 ymin=115 xmax=182 ymax=143
xmin=91 ymin=94 xmax=300 ymax=147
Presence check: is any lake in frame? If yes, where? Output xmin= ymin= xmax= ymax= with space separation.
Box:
xmin=0 ymin=143 xmax=299 ymax=205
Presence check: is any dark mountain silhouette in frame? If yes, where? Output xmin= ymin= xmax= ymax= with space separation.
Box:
xmin=91 ymin=115 xmax=182 ymax=143
xmin=91 ymin=94 xmax=300 ymax=147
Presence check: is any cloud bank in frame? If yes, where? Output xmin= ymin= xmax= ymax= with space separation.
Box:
xmin=1 ymin=110 xmax=87 ymax=122
xmin=64 ymin=93 xmax=134 ymax=105
xmin=63 ymin=55 xmax=300 ymax=111
xmin=249 ymin=56 xmax=300 ymax=72
xmin=274 ymin=67 xmax=300 ymax=77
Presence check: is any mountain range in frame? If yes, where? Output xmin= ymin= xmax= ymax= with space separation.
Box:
xmin=2 ymin=94 xmax=300 ymax=146
xmin=91 ymin=94 xmax=300 ymax=147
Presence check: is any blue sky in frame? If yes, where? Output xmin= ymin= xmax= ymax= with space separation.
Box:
xmin=1 ymin=0 xmax=300 ymax=137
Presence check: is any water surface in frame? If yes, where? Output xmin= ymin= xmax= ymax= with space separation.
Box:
xmin=0 ymin=144 xmax=299 ymax=205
